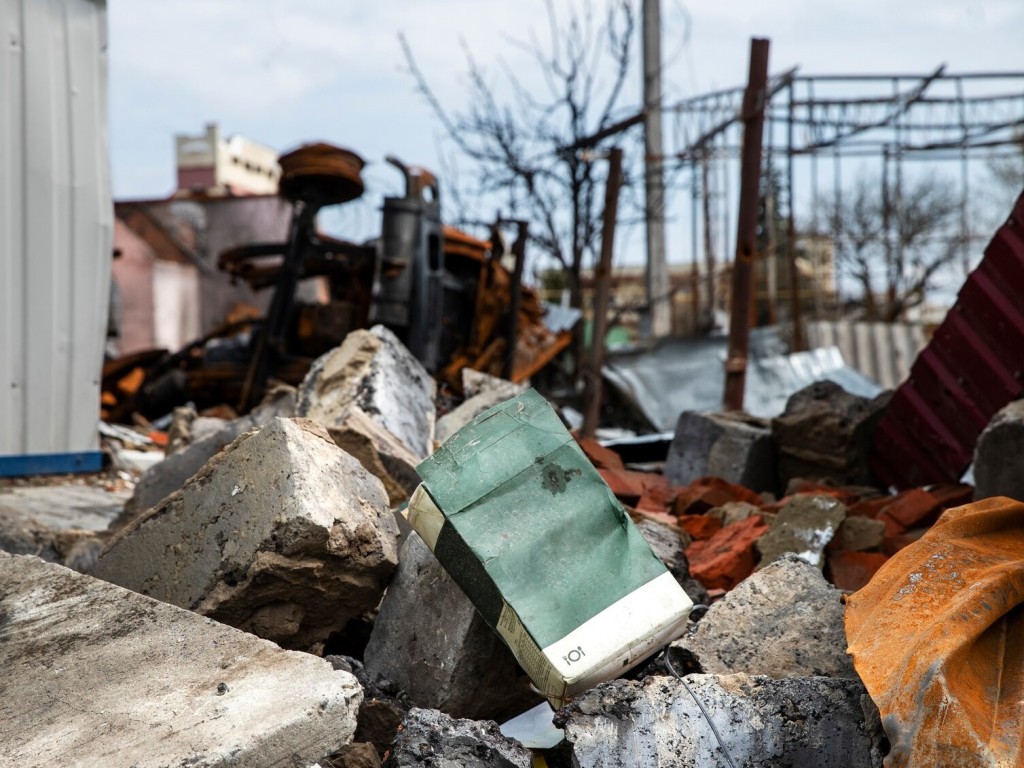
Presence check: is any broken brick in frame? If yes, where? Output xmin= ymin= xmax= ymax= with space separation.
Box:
xmin=927 ymin=483 xmax=973 ymax=511
xmin=879 ymin=488 xmax=941 ymax=532
xmin=677 ymin=515 xmax=723 ymax=541
xmin=635 ymin=474 xmax=677 ymax=513
xmin=575 ymin=436 xmax=625 ymax=471
xmin=686 ymin=515 xmax=769 ymax=591
xmin=881 ymin=528 xmax=929 ymax=556
xmin=673 ymin=477 xmax=762 ymax=516
xmin=846 ymin=495 xmax=894 ymax=519
xmin=598 ymin=468 xmax=648 ymax=504
xmin=783 ymin=479 xmax=860 ymax=505
xmin=828 ymin=551 xmax=889 ymax=592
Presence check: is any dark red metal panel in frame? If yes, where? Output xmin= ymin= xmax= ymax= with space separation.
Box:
xmin=871 ymin=190 xmax=1024 ymax=489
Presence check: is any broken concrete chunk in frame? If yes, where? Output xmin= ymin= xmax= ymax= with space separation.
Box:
xmin=635 ymin=519 xmax=708 ymax=606
xmin=772 ymin=381 xmax=890 ymax=488
xmin=831 ymin=515 xmax=886 ymax=552
xmin=436 ymin=387 xmax=525 ymax=444
xmin=324 ymin=404 xmax=422 ymax=506
xmin=363 ymin=533 xmax=542 ymax=722
xmin=330 ymin=742 xmax=383 ymax=768
xmin=0 ymin=552 xmax=362 ymax=767
xmin=0 ymin=509 xmax=101 ymax=572
xmin=383 ymin=708 xmax=532 ymax=768
xmin=93 ymin=417 xmax=399 ymax=651
xmin=559 ymin=674 xmax=884 ymax=768
xmin=707 ymin=500 xmax=762 ymax=527
xmin=666 ymin=410 xmax=778 ymax=493
xmin=121 ymin=384 xmax=296 ymax=522
xmin=671 ymin=553 xmax=857 ymax=679
xmin=298 ymin=325 xmax=436 ymax=459
xmin=461 ymin=368 xmax=526 ymax=400
xmin=756 ymin=494 xmax=846 ymax=570
xmin=973 ymin=399 xmax=1024 ymax=501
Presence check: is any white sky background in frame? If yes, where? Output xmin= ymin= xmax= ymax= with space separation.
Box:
xmin=108 ymin=0 xmax=1023 ymax=291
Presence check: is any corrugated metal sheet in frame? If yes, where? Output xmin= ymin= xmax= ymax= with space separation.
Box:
xmin=603 ymin=328 xmax=881 ymax=431
xmin=0 ymin=0 xmax=112 ymax=461
xmin=870 ymin=190 xmax=1024 ymax=489
xmin=806 ymin=320 xmax=926 ymax=390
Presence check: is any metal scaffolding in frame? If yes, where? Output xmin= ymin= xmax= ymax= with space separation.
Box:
xmin=657 ymin=69 xmax=1024 ymax=337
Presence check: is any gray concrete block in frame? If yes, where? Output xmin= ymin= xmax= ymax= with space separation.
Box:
xmin=122 ymin=385 xmax=296 ymax=522
xmin=461 ymin=369 xmax=526 ymax=400
xmin=832 ymin=515 xmax=886 ymax=552
xmin=755 ymin=495 xmax=847 ymax=570
xmin=771 ymin=381 xmax=890 ymax=488
xmin=363 ymin=533 xmax=542 ymax=722
xmin=974 ymin=399 xmax=1024 ymax=501
xmin=383 ymin=708 xmax=532 ymax=768
xmin=298 ymin=325 xmax=435 ymax=460
xmin=93 ymin=417 xmax=399 ymax=651
xmin=635 ymin=518 xmax=708 ymax=606
xmin=671 ymin=553 xmax=856 ymax=679
xmin=559 ymin=674 xmax=884 ymax=768
xmin=666 ymin=411 xmax=777 ymax=493
xmin=0 ymin=552 xmax=361 ymax=767
xmin=325 ymin=405 xmax=422 ymax=506
xmin=437 ymin=376 xmax=526 ymax=444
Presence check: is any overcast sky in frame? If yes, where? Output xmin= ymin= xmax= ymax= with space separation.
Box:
xmin=108 ymin=0 xmax=1022 ymax=265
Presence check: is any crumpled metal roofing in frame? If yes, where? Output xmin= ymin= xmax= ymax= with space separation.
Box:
xmin=870 ymin=190 xmax=1024 ymax=489
xmin=603 ymin=328 xmax=882 ymax=430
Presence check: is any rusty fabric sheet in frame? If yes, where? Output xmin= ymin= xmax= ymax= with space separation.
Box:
xmin=845 ymin=497 xmax=1024 ymax=768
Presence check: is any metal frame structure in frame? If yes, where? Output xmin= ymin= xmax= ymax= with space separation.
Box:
xmin=658 ymin=69 xmax=1024 ymax=338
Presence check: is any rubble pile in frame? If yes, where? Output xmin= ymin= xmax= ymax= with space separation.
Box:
xmin=0 ymin=326 xmax=1009 ymax=767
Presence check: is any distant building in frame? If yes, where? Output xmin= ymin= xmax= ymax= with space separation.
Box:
xmin=174 ymin=122 xmax=280 ymax=197
xmin=112 ymin=124 xmax=295 ymax=354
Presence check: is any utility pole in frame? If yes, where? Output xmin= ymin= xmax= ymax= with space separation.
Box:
xmin=642 ymin=0 xmax=670 ymax=338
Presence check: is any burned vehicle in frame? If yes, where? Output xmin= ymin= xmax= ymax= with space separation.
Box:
xmin=102 ymin=142 xmax=573 ymax=422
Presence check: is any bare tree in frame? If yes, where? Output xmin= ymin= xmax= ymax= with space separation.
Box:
xmin=399 ymin=0 xmax=639 ymax=311
xmin=824 ymin=173 xmax=961 ymax=321
xmin=987 ymin=130 xmax=1024 ymax=205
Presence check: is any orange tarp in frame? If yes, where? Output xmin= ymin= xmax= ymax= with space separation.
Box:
xmin=845 ymin=497 xmax=1024 ymax=768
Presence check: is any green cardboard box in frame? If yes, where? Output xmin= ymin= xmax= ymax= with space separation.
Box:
xmin=407 ymin=389 xmax=692 ymax=705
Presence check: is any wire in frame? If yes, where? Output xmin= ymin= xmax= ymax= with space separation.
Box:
xmin=663 ymin=648 xmax=739 ymax=768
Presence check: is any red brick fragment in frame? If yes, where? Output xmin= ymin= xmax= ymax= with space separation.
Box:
xmin=784 ymin=480 xmax=861 ymax=505
xmin=636 ymin=475 xmax=678 ymax=514
xmin=828 ymin=551 xmax=888 ymax=592
xmin=686 ymin=515 xmax=769 ymax=591
xmin=846 ymin=495 xmax=894 ymax=518
xmin=677 ymin=514 xmax=723 ymax=541
xmin=673 ymin=477 xmax=762 ymax=516
xmin=880 ymin=488 xmax=942 ymax=531
xmin=598 ymin=468 xmax=647 ymax=504
xmin=881 ymin=528 xmax=928 ymax=556
xmin=927 ymin=483 xmax=973 ymax=511
xmin=575 ymin=436 xmax=625 ymax=470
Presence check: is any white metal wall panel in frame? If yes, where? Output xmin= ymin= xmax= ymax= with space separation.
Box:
xmin=806 ymin=320 xmax=927 ymax=390
xmin=0 ymin=0 xmax=111 ymax=458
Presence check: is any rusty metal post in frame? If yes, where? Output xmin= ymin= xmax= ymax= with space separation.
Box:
xmin=723 ymin=38 xmax=770 ymax=412
xmin=502 ymin=221 xmax=529 ymax=380
xmin=582 ymin=148 xmax=624 ymax=439
xmin=786 ymin=79 xmax=805 ymax=350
